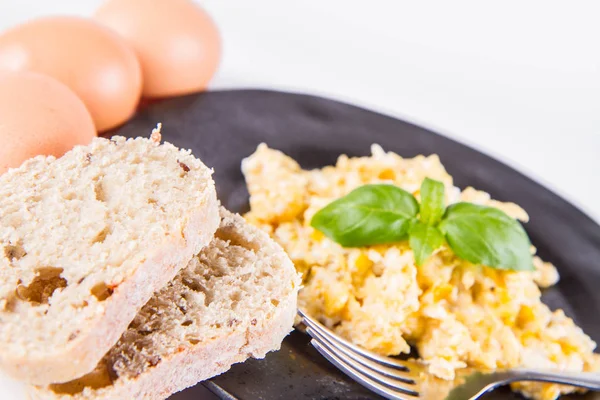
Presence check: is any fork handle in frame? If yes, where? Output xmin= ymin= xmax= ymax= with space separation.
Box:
xmin=507 ymin=369 xmax=600 ymax=391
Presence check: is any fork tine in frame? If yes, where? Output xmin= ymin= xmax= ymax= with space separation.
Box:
xmin=306 ymin=327 xmax=416 ymax=384
xmin=311 ymin=339 xmax=419 ymax=399
xmin=298 ymin=309 xmax=410 ymax=370
xmin=309 ymin=330 xmax=417 ymax=390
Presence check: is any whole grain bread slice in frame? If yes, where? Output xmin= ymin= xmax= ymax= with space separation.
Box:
xmin=0 ymin=128 xmax=220 ymax=385
xmin=30 ymin=208 xmax=300 ymax=400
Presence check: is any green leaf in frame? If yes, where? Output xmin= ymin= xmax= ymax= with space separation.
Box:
xmin=310 ymin=184 xmax=419 ymax=247
xmin=438 ymin=202 xmax=534 ymax=271
xmin=419 ymin=178 xmax=445 ymax=225
xmin=409 ymin=221 xmax=445 ymax=266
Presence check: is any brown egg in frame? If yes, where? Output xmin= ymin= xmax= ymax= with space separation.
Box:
xmin=0 ymin=72 xmax=96 ymax=175
xmin=0 ymin=17 xmax=142 ymax=132
xmin=95 ymin=0 xmax=221 ymax=98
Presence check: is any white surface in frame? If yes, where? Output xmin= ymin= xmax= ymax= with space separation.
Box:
xmin=0 ymin=1 xmax=599 ymax=398
xmin=0 ymin=0 xmax=598 ymax=224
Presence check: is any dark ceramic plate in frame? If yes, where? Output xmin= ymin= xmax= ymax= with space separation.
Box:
xmin=115 ymin=90 xmax=600 ymax=400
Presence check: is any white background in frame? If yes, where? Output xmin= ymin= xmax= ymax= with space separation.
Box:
xmin=0 ymin=1 xmax=599 ymax=398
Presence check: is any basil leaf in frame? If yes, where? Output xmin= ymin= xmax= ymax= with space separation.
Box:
xmin=438 ymin=202 xmax=534 ymax=271
xmin=310 ymin=184 xmax=419 ymax=247
xmin=419 ymin=178 xmax=445 ymax=225
xmin=409 ymin=221 xmax=445 ymax=266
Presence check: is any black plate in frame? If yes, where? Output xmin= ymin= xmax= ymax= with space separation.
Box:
xmin=115 ymin=90 xmax=600 ymax=400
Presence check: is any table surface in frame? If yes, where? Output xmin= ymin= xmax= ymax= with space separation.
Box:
xmin=0 ymin=1 xmax=598 ymax=399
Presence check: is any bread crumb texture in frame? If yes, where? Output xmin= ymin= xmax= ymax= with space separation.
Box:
xmin=34 ymin=209 xmax=300 ymax=399
xmin=0 ymin=135 xmax=215 ymax=361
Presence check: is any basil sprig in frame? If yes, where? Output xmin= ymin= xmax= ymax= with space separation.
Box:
xmin=310 ymin=184 xmax=418 ymax=247
xmin=438 ymin=203 xmax=533 ymax=271
xmin=408 ymin=221 xmax=444 ymax=266
xmin=310 ymin=178 xmax=534 ymax=271
xmin=419 ymin=178 xmax=445 ymax=225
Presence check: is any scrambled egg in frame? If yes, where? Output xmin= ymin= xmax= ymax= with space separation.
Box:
xmin=242 ymin=144 xmax=600 ymax=400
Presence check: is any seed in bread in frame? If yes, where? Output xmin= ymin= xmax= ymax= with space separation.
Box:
xmin=30 ymin=208 xmax=301 ymax=400
xmin=0 ymin=128 xmax=220 ymax=385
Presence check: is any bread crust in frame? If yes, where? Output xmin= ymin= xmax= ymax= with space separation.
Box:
xmin=3 ymin=196 xmax=220 ymax=385
xmin=30 ymin=287 xmax=296 ymax=400
xmin=29 ymin=208 xmax=300 ymax=400
xmin=0 ymin=134 xmax=220 ymax=385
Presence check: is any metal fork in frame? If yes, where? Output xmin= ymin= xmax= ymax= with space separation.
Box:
xmin=298 ymin=309 xmax=600 ymax=400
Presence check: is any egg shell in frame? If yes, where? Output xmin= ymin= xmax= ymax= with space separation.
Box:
xmin=0 ymin=72 xmax=96 ymax=175
xmin=0 ymin=16 xmax=142 ymax=132
xmin=95 ymin=0 xmax=221 ymax=98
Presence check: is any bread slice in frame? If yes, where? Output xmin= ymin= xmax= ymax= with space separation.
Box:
xmin=30 ymin=208 xmax=300 ymax=400
xmin=0 ymin=129 xmax=220 ymax=385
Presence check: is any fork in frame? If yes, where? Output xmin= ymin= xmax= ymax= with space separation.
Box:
xmin=297 ymin=309 xmax=600 ymax=400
